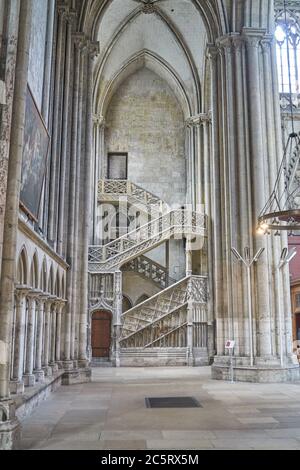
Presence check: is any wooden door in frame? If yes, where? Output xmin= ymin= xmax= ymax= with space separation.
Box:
xmin=91 ymin=311 xmax=111 ymax=358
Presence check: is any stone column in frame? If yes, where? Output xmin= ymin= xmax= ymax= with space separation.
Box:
xmin=186 ymin=279 xmax=194 ymax=366
xmin=243 ymin=29 xmax=273 ymax=361
xmin=63 ymin=33 xmax=84 ymax=369
xmin=210 ymin=29 xmax=299 ymax=382
xmin=57 ymin=12 xmax=76 ymax=257
xmin=206 ymin=44 xmax=225 ymax=358
xmin=185 ymin=236 xmax=193 ymax=277
xmin=23 ymin=293 xmax=37 ymax=387
xmin=10 ymin=288 xmax=28 ymax=394
xmin=0 ymin=0 xmax=20 ymax=265
xmin=47 ymin=3 xmax=68 ymax=246
xmin=42 ymin=299 xmax=53 ymax=377
xmin=113 ymin=270 xmax=123 ymax=367
xmin=34 ymin=297 xmax=45 ymax=382
xmin=55 ymin=301 xmax=64 ymax=368
xmin=50 ymin=301 xmax=58 ymax=372
xmin=92 ymin=115 xmax=105 ymax=244
xmin=0 ymin=0 xmax=33 ymax=410
xmin=78 ymin=41 xmax=99 ymax=370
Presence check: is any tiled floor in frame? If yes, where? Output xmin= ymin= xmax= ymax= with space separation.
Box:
xmin=20 ymin=367 xmax=300 ymax=450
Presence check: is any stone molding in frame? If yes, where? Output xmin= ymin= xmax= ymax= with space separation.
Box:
xmin=186 ymin=113 xmax=212 ymax=127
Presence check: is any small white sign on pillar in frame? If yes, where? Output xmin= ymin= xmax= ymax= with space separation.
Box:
xmin=225 ymin=340 xmax=235 ymax=349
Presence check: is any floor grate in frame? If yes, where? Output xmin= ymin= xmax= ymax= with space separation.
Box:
xmin=145 ymin=396 xmax=202 ymax=408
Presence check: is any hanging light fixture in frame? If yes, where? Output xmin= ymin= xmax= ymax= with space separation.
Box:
xmin=257 ymin=0 xmax=300 ymax=233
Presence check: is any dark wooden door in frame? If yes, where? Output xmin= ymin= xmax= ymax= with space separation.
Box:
xmin=91 ymin=311 xmax=111 ymax=358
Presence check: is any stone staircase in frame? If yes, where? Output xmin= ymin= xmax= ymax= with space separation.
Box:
xmin=98 ymin=179 xmax=169 ymax=218
xmin=119 ymin=275 xmax=207 ymax=349
xmin=122 ymin=254 xmax=177 ymax=289
xmin=89 ymin=208 xmax=206 ymax=272
xmin=89 ymin=181 xmax=209 ymax=366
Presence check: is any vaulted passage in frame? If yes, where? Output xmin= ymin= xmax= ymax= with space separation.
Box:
xmin=1 ymin=0 xmax=300 ymax=450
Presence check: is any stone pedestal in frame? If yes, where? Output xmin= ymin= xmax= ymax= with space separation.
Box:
xmin=9 ymin=380 xmax=24 ymax=395
xmin=0 ymin=400 xmax=21 ymax=450
xmin=50 ymin=363 xmax=59 ymax=373
xmin=42 ymin=366 xmax=52 ymax=377
xmin=23 ymin=373 xmax=35 ymax=387
xmin=62 ymin=367 xmax=91 ymax=385
xmin=33 ymin=369 xmax=45 ymax=382
xmin=212 ymin=356 xmax=300 ymax=383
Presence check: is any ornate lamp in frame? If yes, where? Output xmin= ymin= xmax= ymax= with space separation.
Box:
xmin=258 ymin=0 xmax=300 ymax=233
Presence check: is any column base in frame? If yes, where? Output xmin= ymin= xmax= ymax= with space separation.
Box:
xmin=9 ymin=380 xmax=24 ymax=395
xmin=63 ymin=360 xmax=74 ymax=371
xmin=34 ymin=369 xmax=45 ymax=382
xmin=62 ymin=367 xmax=92 ymax=385
xmin=42 ymin=366 xmax=52 ymax=377
xmin=56 ymin=361 xmax=63 ymax=369
xmin=0 ymin=400 xmax=21 ymax=450
xmin=78 ymin=359 xmax=90 ymax=368
xmin=212 ymin=355 xmax=300 ymax=383
xmin=50 ymin=363 xmax=59 ymax=373
xmin=23 ymin=374 xmax=35 ymax=387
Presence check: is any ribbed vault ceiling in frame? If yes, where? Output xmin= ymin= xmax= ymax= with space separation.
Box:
xmin=92 ymin=0 xmax=209 ymax=117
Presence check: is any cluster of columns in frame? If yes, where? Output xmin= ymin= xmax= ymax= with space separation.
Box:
xmin=206 ymin=29 xmax=297 ymax=379
xmin=10 ymin=287 xmax=65 ymax=394
xmin=44 ymin=1 xmax=99 ymax=376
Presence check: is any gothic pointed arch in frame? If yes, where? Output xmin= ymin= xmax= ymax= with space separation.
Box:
xmin=30 ymin=251 xmax=39 ymax=289
xmin=97 ymin=50 xmax=191 ymax=119
xmin=40 ymin=257 xmax=47 ymax=293
xmin=16 ymin=247 xmax=29 ymax=285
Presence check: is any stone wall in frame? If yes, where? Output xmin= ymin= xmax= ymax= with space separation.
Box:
xmin=105 ymin=67 xmax=186 ymax=207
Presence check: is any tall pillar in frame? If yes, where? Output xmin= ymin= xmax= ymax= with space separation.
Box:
xmin=42 ymin=299 xmax=53 ymax=377
xmin=34 ymin=297 xmax=45 ymax=382
xmin=113 ymin=270 xmax=123 ymax=367
xmin=210 ymin=30 xmax=299 ymax=382
xmin=47 ymin=3 xmax=67 ymax=246
xmin=186 ymin=279 xmax=194 ymax=366
xmin=0 ymin=0 xmax=21 ymax=264
xmin=10 ymin=289 xmax=28 ymax=394
xmin=50 ymin=301 xmax=58 ymax=372
xmin=0 ymin=1 xmax=33 ymax=449
xmin=63 ymin=33 xmax=83 ymax=369
xmin=185 ymin=235 xmax=193 ymax=277
xmin=23 ymin=293 xmax=37 ymax=387
xmin=55 ymin=301 xmax=64 ymax=368
xmin=78 ymin=42 xmax=99 ymax=370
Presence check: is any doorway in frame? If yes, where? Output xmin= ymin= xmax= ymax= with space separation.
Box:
xmin=91 ymin=310 xmax=112 ymax=358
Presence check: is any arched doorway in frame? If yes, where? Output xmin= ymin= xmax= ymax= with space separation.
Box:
xmin=91 ymin=310 xmax=112 ymax=358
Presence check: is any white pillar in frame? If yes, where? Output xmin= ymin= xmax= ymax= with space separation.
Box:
xmin=34 ymin=297 xmax=45 ymax=382
xmin=42 ymin=299 xmax=53 ymax=377
xmin=23 ymin=294 xmax=36 ymax=387
xmin=10 ymin=289 xmax=27 ymax=394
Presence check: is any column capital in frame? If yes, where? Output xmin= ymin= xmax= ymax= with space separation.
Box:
xmin=93 ymin=114 xmax=105 ymax=128
xmin=206 ymin=44 xmax=219 ymax=61
xmin=88 ymin=41 xmax=100 ymax=59
xmin=73 ymin=33 xmax=88 ymax=50
xmin=261 ymin=35 xmax=274 ymax=53
xmin=242 ymin=27 xmax=267 ymax=48
xmin=186 ymin=113 xmax=212 ymax=127
xmin=15 ymin=285 xmax=30 ymax=298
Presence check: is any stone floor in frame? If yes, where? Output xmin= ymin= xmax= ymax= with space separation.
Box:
xmin=20 ymin=367 xmax=300 ymax=450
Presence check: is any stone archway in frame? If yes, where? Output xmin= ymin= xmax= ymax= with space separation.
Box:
xmin=91 ymin=310 xmax=112 ymax=358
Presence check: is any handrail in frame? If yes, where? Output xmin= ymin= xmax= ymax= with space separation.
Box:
xmin=89 ymin=209 xmax=206 ymax=266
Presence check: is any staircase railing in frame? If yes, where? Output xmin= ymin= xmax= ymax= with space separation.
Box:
xmin=89 ymin=209 xmax=206 ymax=272
xmin=98 ymin=179 xmax=169 ymax=216
xmin=119 ymin=275 xmax=207 ymax=348
xmin=122 ymin=255 xmax=177 ymax=289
